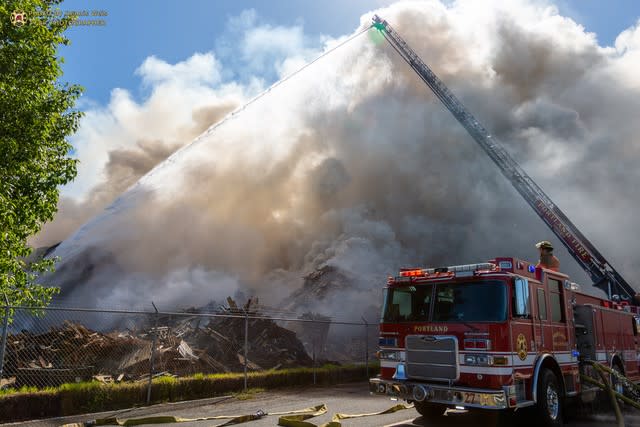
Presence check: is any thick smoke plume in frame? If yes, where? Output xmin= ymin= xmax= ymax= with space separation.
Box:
xmin=40 ymin=0 xmax=640 ymax=314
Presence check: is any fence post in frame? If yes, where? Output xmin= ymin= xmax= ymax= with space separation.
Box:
xmin=312 ymin=340 xmax=316 ymax=385
xmin=362 ymin=317 xmax=369 ymax=379
xmin=0 ymin=293 xmax=9 ymax=382
xmin=147 ymin=301 xmax=158 ymax=405
xmin=243 ymin=309 xmax=249 ymax=392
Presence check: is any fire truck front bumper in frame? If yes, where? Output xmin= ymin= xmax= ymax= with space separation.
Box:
xmin=369 ymin=377 xmax=508 ymax=410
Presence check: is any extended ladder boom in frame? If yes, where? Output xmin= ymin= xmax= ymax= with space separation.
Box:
xmin=372 ymin=15 xmax=636 ymax=302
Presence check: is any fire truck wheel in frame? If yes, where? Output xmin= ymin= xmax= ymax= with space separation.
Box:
xmin=414 ymin=402 xmax=447 ymax=418
xmin=611 ymin=364 xmax=626 ymax=410
xmin=535 ymin=369 xmax=563 ymax=427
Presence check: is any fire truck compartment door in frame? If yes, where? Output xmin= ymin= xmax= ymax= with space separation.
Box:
xmin=574 ymin=305 xmax=595 ymax=360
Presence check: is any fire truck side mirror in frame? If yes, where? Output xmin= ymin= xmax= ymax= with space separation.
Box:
xmin=514 ymin=278 xmax=531 ymax=317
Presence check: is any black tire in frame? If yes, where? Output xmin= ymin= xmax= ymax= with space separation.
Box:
xmin=414 ymin=401 xmax=447 ymax=418
xmin=535 ymin=369 xmax=563 ymax=427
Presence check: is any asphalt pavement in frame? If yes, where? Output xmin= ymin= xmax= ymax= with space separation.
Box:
xmin=6 ymin=382 xmax=640 ymax=427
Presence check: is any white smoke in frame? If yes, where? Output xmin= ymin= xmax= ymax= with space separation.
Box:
xmin=39 ymin=0 xmax=640 ymax=311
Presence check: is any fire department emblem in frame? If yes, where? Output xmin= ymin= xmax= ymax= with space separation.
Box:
xmin=11 ymin=11 xmax=27 ymax=27
xmin=517 ymin=334 xmax=528 ymax=360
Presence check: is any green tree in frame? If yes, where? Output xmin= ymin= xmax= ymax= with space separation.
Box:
xmin=0 ymin=0 xmax=82 ymax=306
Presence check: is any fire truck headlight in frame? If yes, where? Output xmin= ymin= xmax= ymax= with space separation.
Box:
xmin=476 ymin=355 xmax=490 ymax=365
xmin=378 ymin=350 xmax=404 ymax=361
xmin=464 ymin=354 xmax=495 ymax=366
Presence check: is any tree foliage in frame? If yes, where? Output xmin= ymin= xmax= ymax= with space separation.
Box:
xmin=0 ymin=0 xmax=82 ymax=306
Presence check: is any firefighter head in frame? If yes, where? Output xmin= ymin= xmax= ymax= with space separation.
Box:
xmin=536 ymin=240 xmax=554 ymax=255
xmin=536 ymin=240 xmax=560 ymax=271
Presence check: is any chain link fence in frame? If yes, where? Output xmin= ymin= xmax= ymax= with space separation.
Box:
xmin=0 ymin=298 xmax=378 ymax=400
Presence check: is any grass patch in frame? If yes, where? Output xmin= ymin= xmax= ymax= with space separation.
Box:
xmin=0 ymin=385 xmax=42 ymax=396
xmin=0 ymin=364 xmax=375 ymax=423
xmin=234 ymin=387 xmax=265 ymax=400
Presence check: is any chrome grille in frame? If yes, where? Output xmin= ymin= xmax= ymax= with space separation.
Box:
xmin=405 ymin=335 xmax=459 ymax=381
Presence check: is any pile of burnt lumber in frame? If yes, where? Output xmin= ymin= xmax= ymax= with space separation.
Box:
xmin=4 ymin=299 xmax=312 ymax=387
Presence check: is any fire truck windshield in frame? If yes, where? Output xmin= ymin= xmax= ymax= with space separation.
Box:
xmin=382 ymin=280 xmax=507 ymax=322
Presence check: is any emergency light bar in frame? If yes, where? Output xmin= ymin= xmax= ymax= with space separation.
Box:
xmin=398 ymin=263 xmax=497 ymax=278
xmin=424 ymin=263 xmax=496 ymax=274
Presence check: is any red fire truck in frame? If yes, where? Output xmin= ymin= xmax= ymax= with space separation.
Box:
xmin=368 ymin=15 xmax=640 ymax=426
xmin=370 ymin=259 xmax=640 ymax=425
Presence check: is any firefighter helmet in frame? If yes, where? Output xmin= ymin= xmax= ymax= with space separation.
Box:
xmin=536 ymin=241 xmax=553 ymax=250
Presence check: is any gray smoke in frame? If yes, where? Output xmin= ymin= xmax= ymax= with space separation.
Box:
xmin=32 ymin=102 xmax=236 ymax=248
xmin=41 ymin=0 xmax=640 ymax=313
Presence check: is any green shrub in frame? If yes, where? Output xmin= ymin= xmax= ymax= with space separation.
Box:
xmin=0 ymin=365 xmax=371 ymax=423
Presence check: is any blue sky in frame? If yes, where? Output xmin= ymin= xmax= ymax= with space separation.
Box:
xmin=58 ymin=0 xmax=640 ymax=105
xmin=58 ymin=0 xmax=392 ymax=104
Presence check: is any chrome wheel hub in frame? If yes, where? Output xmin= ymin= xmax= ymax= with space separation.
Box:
xmin=615 ymin=381 xmax=624 ymax=395
xmin=546 ymin=384 xmax=559 ymax=420
xmin=613 ymin=370 xmax=625 ymax=395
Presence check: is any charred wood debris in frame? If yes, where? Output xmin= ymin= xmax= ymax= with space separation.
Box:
xmin=3 ymin=298 xmax=336 ymax=388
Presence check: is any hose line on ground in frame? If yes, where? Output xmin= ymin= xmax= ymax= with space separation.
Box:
xmin=60 ymin=402 xmax=414 ymax=427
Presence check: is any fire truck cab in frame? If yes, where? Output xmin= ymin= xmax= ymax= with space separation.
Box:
xmin=370 ymin=257 xmax=640 ymax=426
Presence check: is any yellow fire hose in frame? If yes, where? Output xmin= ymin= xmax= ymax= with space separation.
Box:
xmin=277 ymin=403 xmax=413 ymax=427
xmin=579 ymin=360 xmax=640 ymax=427
xmin=60 ymin=405 xmax=327 ymax=427
xmin=60 ymin=402 xmax=414 ymax=427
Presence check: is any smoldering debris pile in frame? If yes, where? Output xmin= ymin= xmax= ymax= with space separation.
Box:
xmin=283 ymin=266 xmax=353 ymax=309
xmin=281 ymin=266 xmax=378 ymax=362
xmin=4 ymin=299 xmax=312 ymax=388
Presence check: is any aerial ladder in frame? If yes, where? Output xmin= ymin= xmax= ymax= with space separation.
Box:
xmin=371 ymin=15 xmax=637 ymax=305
